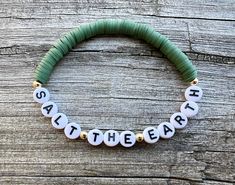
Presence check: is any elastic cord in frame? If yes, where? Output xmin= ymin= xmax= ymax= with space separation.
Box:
xmin=34 ymin=19 xmax=197 ymax=84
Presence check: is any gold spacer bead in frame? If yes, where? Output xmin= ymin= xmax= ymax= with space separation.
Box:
xmin=32 ymin=81 xmax=42 ymax=88
xmin=136 ymin=133 xmax=144 ymax=142
xmin=190 ymin=78 xmax=199 ymax=86
xmin=80 ymin=131 xmax=88 ymax=140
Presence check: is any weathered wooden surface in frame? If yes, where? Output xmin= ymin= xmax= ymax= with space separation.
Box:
xmin=0 ymin=0 xmax=234 ymax=184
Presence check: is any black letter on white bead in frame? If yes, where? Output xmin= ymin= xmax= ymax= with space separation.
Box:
xmin=170 ymin=112 xmax=188 ymax=129
xmin=70 ymin=126 xmax=77 ymax=135
xmin=185 ymin=86 xmax=203 ymax=102
xmin=164 ymin=125 xmax=172 ymax=135
xmin=180 ymin=101 xmax=199 ymax=117
xmin=33 ymin=87 xmax=50 ymax=104
xmin=51 ymin=113 xmax=68 ymax=129
xmin=108 ymin=132 xmax=115 ymax=142
xmin=36 ymin=91 xmax=46 ymax=99
xmin=88 ymin=129 xmax=104 ymax=146
xmin=64 ymin=122 xmax=81 ymax=139
xmin=143 ymin=127 xmax=160 ymax=144
xmin=158 ymin=122 xmax=175 ymax=139
xmin=43 ymin=104 xmax=53 ymax=114
xmin=92 ymin=132 xmax=99 ymax=142
xmin=149 ymin=129 xmax=157 ymax=139
xmin=120 ymin=131 xmax=136 ymax=147
xmin=125 ymin=134 xmax=132 ymax=144
xmin=41 ymin=101 xmax=58 ymax=117
xmin=175 ymin=116 xmax=185 ymax=125
xmin=54 ymin=115 xmax=61 ymax=125
xmin=185 ymin=103 xmax=194 ymax=110
xmin=190 ymin=89 xmax=200 ymax=96
xmin=104 ymin=130 xmax=120 ymax=147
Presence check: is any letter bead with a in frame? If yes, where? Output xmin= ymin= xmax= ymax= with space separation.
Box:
xmin=103 ymin=130 xmax=120 ymax=147
xmin=180 ymin=101 xmax=199 ymax=117
xmin=158 ymin=122 xmax=175 ymax=139
xmin=120 ymin=131 xmax=136 ymax=147
xmin=170 ymin=112 xmax=188 ymax=129
xmin=143 ymin=127 xmax=160 ymax=144
xmin=88 ymin=129 xmax=104 ymax=146
xmin=33 ymin=87 xmax=50 ymax=104
xmin=41 ymin=101 xmax=58 ymax=117
xmin=64 ymin=122 xmax=81 ymax=139
xmin=185 ymin=86 xmax=203 ymax=102
xmin=51 ymin=113 xmax=68 ymax=129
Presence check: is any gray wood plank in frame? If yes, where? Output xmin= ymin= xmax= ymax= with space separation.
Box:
xmin=0 ymin=0 xmax=234 ymax=20
xmin=1 ymin=177 xmax=235 ymax=185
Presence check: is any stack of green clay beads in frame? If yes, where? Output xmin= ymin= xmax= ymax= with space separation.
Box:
xmin=33 ymin=19 xmax=203 ymax=148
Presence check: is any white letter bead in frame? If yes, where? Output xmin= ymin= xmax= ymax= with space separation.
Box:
xmin=180 ymin=101 xmax=199 ymax=117
xmin=88 ymin=129 xmax=104 ymax=146
xmin=41 ymin=101 xmax=58 ymax=117
xmin=64 ymin=122 xmax=81 ymax=139
xmin=143 ymin=127 xmax=160 ymax=144
xmin=120 ymin=131 xmax=136 ymax=147
xmin=185 ymin=85 xmax=203 ymax=102
xmin=103 ymin=130 xmax=120 ymax=147
xmin=33 ymin=87 xmax=50 ymax=104
xmin=158 ymin=122 xmax=175 ymax=139
xmin=51 ymin=113 xmax=68 ymax=129
xmin=170 ymin=112 xmax=188 ymax=129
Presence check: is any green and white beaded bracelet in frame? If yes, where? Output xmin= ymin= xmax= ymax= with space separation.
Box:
xmin=32 ymin=19 xmax=203 ymax=147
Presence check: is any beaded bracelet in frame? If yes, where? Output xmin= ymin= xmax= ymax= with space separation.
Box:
xmin=32 ymin=19 xmax=203 ymax=147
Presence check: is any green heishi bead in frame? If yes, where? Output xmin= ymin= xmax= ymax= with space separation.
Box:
xmin=93 ymin=20 xmax=105 ymax=35
xmin=48 ymin=49 xmax=63 ymax=62
xmin=43 ymin=53 xmax=57 ymax=66
xmin=34 ymin=19 xmax=197 ymax=84
xmin=53 ymin=39 xmax=69 ymax=55
xmin=34 ymin=69 xmax=49 ymax=84
xmin=60 ymin=36 xmax=73 ymax=50
xmin=118 ymin=20 xmax=134 ymax=36
xmin=65 ymin=33 xmax=77 ymax=48
xmin=80 ymin=24 xmax=93 ymax=39
xmin=38 ymin=61 xmax=53 ymax=71
xmin=72 ymin=28 xmax=86 ymax=43
xmin=138 ymin=25 xmax=152 ymax=41
xmin=87 ymin=22 xmax=97 ymax=37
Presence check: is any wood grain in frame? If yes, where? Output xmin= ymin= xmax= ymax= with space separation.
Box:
xmin=0 ymin=0 xmax=234 ymax=184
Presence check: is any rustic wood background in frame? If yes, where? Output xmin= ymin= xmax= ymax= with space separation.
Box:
xmin=0 ymin=0 xmax=234 ymax=184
